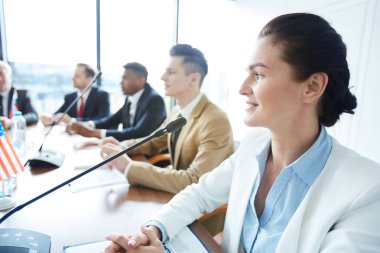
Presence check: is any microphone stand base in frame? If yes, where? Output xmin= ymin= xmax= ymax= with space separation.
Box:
xmin=0 ymin=197 xmax=16 ymax=211
xmin=29 ymin=150 xmax=65 ymax=168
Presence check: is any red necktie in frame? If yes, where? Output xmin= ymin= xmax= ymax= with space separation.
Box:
xmin=77 ymin=97 xmax=84 ymax=118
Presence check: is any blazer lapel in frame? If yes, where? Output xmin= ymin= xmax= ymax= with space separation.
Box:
xmin=222 ymin=129 xmax=270 ymax=253
xmin=83 ymin=87 xmax=96 ymax=117
xmin=121 ymin=97 xmax=130 ymax=127
xmin=7 ymin=87 xmax=15 ymax=117
xmin=67 ymin=93 xmax=78 ymax=117
xmin=275 ymin=162 xmax=334 ymax=253
xmin=276 ymin=139 xmax=344 ymax=253
xmin=275 ymin=192 xmax=309 ymax=253
xmin=133 ymin=84 xmax=150 ymax=126
xmin=223 ymin=144 xmax=261 ymax=253
xmin=172 ymin=111 xmax=189 ymax=168
xmin=167 ymin=107 xmax=180 ymax=163
xmin=172 ymin=95 xmax=208 ymax=169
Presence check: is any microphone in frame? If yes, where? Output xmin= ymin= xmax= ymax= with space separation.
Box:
xmin=153 ymin=116 xmax=186 ymax=136
xmin=27 ymin=72 xmax=102 ymax=169
xmin=0 ymin=117 xmax=187 ymax=224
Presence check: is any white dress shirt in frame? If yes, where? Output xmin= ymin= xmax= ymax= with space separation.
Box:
xmin=128 ymin=88 xmax=145 ymax=126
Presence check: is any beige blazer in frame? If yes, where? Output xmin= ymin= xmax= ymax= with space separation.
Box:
xmin=125 ymin=95 xmax=234 ymax=193
xmin=154 ymin=128 xmax=380 ymax=252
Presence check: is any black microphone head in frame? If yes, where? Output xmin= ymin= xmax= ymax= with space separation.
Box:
xmin=166 ymin=116 xmax=187 ymax=133
xmin=153 ymin=117 xmax=187 ymax=137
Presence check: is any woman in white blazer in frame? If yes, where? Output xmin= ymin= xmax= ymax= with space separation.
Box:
xmin=104 ymin=13 xmax=380 ymax=253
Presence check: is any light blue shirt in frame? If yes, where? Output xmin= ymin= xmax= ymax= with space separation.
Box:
xmin=241 ymin=126 xmax=332 ymax=253
xmin=145 ymin=220 xmax=171 ymax=252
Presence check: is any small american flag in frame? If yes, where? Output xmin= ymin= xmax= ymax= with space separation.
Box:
xmin=0 ymin=123 xmax=24 ymax=181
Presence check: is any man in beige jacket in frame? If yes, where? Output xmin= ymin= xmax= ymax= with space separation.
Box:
xmin=101 ymin=44 xmax=234 ymax=194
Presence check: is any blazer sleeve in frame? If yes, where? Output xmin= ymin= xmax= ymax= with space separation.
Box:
xmin=93 ymin=107 xmax=123 ymax=129
xmin=127 ymin=113 xmax=234 ymax=193
xmin=105 ymin=95 xmax=166 ymax=141
xmin=78 ymin=90 xmax=110 ymax=121
xmin=319 ymin=182 xmax=380 ymax=253
xmin=91 ymin=90 xmax=110 ymax=121
xmin=151 ymin=152 xmax=236 ymax=240
xmin=123 ymin=117 xmax=171 ymax=156
xmin=54 ymin=94 xmax=71 ymax=114
xmin=17 ymin=90 xmax=38 ymax=125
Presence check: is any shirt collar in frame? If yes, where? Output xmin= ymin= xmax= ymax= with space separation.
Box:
xmin=128 ymin=88 xmax=145 ymax=105
xmin=77 ymin=87 xmax=92 ymax=101
xmin=180 ymin=93 xmax=203 ymax=119
xmin=255 ymin=139 xmax=271 ymax=177
xmin=255 ymin=126 xmax=332 ymax=185
xmin=292 ymin=126 xmax=331 ymax=184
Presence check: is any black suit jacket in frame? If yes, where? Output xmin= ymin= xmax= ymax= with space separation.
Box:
xmin=94 ymin=83 xmax=166 ymax=141
xmin=55 ymin=87 xmax=110 ymax=121
xmin=6 ymin=87 xmax=38 ymax=125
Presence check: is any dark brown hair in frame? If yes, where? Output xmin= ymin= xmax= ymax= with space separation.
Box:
xmin=76 ymin=63 xmax=96 ymax=78
xmin=259 ymin=13 xmax=357 ymax=127
xmin=170 ymin=44 xmax=208 ymax=85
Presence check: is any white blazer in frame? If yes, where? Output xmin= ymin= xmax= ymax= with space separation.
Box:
xmin=153 ymin=128 xmax=380 ymax=253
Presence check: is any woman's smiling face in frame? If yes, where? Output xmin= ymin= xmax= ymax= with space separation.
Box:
xmin=239 ymin=37 xmax=307 ymax=130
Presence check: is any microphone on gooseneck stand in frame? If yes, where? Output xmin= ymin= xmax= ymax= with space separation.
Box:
xmin=0 ymin=116 xmax=187 ymax=225
xmin=26 ymin=72 xmax=102 ymax=169
xmin=0 ymin=117 xmax=186 ymax=253
xmin=0 ymin=117 xmax=185 ymax=252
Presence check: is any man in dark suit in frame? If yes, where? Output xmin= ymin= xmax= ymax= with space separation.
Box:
xmin=67 ymin=62 xmax=166 ymax=141
xmin=0 ymin=60 xmax=38 ymax=129
xmin=40 ymin=63 xmax=110 ymax=126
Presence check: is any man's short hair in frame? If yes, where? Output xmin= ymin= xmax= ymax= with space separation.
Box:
xmin=123 ymin=62 xmax=148 ymax=80
xmin=169 ymin=44 xmax=208 ymax=85
xmin=76 ymin=63 xmax=96 ymax=78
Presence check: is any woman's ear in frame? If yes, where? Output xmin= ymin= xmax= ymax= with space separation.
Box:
xmin=303 ymin=72 xmax=328 ymax=104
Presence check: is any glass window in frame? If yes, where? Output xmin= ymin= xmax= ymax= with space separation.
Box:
xmin=3 ymin=0 xmax=96 ymax=114
xmin=100 ymin=0 xmax=175 ymax=111
xmin=178 ymin=0 xmax=255 ymax=140
xmin=3 ymin=0 xmax=175 ymax=114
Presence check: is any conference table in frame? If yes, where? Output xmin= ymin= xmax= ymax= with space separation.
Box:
xmin=0 ymin=124 xmax=223 ymax=253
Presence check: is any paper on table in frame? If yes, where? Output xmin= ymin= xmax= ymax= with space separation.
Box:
xmin=72 ymin=147 xmax=105 ymax=170
xmin=63 ymin=240 xmax=110 ymax=253
xmin=68 ymin=167 xmax=127 ymax=193
xmin=71 ymin=136 xmax=101 ymax=150
xmin=165 ymin=226 xmax=208 ymax=253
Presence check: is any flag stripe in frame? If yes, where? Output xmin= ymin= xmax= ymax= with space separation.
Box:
xmin=4 ymin=135 xmax=24 ymax=172
xmin=0 ymin=134 xmax=24 ymax=181
xmin=0 ymin=147 xmax=16 ymax=176
xmin=0 ymin=152 xmax=14 ymax=178
xmin=0 ymin=139 xmax=19 ymax=174
xmin=0 ymin=158 xmax=11 ymax=179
